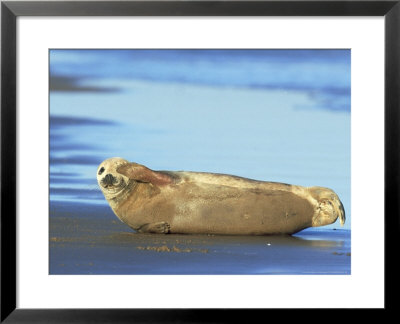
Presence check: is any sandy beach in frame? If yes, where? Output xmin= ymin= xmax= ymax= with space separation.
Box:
xmin=49 ymin=201 xmax=350 ymax=275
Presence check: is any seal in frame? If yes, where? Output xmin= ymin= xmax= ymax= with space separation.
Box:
xmin=97 ymin=157 xmax=345 ymax=235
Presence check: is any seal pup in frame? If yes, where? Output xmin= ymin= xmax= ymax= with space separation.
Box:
xmin=97 ymin=157 xmax=345 ymax=235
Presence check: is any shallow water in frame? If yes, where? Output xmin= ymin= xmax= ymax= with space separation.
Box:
xmin=49 ymin=49 xmax=351 ymax=275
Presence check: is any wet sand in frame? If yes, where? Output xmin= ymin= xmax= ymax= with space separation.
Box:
xmin=49 ymin=201 xmax=350 ymax=275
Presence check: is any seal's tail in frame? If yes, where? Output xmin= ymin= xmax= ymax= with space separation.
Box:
xmin=337 ymin=198 xmax=346 ymax=226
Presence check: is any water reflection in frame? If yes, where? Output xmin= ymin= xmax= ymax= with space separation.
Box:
xmin=50 ymin=115 xmax=118 ymax=127
xmin=50 ymin=188 xmax=103 ymax=200
xmin=50 ymin=155 xmax=103 ymax=166
xmin=50 ymin=75 xmax=121 ymax=93
xmin=108 ymin=230 xmax=346 ymax=250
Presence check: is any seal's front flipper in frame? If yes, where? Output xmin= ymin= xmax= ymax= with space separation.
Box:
xmin=117 ymin=163 xmax=173 ymax=186
xmin=138 ymin=222 xmax=171 ymax=234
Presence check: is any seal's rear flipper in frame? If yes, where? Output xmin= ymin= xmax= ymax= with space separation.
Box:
xmin=117 ymin=162 xmax=173 ymax=186
xmin=338 ymin=199 xmax=346 ymax=226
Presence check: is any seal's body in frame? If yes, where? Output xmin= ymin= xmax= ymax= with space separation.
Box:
xmin=97 ymin=158 xmax=345 ymax=235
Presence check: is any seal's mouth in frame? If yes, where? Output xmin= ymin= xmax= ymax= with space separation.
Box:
xmin=101 ymin=174 xmax=118 ymax=188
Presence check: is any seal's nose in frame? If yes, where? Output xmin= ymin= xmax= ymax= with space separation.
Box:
xmin=102 ymin=174 xmax=116 ymax=187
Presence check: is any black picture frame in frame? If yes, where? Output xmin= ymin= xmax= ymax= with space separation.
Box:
xmin=1 ymin=0 xmax=398 ymax=322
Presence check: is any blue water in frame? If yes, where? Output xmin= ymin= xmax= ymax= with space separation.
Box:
xmin=50 ymin=49 xmax=350 ymax=112
xmin=49 ymin=49 xmax=351 ymax=274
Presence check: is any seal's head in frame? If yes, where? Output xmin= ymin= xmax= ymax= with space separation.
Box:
xmin=97 ymin=157 xmax=130 ymax=200
xmin=309 ymin=186 xmax=346 ymax=227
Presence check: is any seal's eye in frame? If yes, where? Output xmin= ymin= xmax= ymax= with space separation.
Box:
xmin=98 ymin=167 xmax=105 ymax=175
